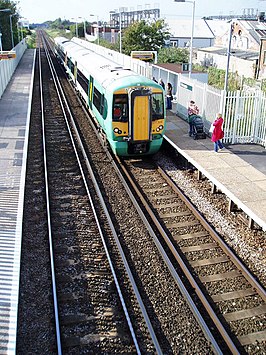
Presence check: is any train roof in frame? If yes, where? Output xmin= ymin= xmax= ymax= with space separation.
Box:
xmin=54 ymin=37 xmax=162 ymax=91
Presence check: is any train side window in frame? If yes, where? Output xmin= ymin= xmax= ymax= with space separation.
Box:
xmin=67 ymin=57 xmax=74 ymax=74
xmin=151 ymin=93 xmax=164 ymax=120
xmin=77 ymin=69 xmax=89 ymax=93
xmin=113 ymin=94 xmax=128 ymax=122
xmin=93 ymin=86 xmax=105 ymax=116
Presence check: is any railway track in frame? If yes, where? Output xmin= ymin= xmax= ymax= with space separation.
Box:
xmin=18 ymin=32 xmax=162 ymax=354
xmin=17 ymin=30 xmax=265 ymax=354
xmin=118 ymin=156 xmax=266 ymax=354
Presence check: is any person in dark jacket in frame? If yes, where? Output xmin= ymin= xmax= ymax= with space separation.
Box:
xmin=211 ymin=113 xmax=224 ymax=152
xmin=166 ymin=82 xmax=173 ymax=109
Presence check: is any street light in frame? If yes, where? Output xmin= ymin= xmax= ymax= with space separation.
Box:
xmin=119 ymin=10 xmax=122 ymax=53
xmin=174 ymin=0 xmax=195 ymax=78
xmin=9 ymin=14 xmax=14 ymax=48
xmin=77 ymin=17 xmax=86 ymax=39
xmin=82 ymin=18 xmax=86 ymax=38
xmin=70 ymin=17 xmax=78 ymax=37
xmin=0 ymin=8 xmax=11 ymax=52
xmin=224 ymin=22 xmax=234 ymax=93
xmin=75 ymin=17 xmax=86 ymax=39
xmin=90 ymin=14 xmax=99 ymax=45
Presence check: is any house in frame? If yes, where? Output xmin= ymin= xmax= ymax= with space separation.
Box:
xmin=166 ymin=19 xmax=215 ymax=48
xmin=196 ymin=16 xmax=266 ymax=79
xmin=258 ymin=37 xmax=266 ymax=78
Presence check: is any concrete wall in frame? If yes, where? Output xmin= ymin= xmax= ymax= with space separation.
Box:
xmin=196 ymin=49 xmax=256 ymax=78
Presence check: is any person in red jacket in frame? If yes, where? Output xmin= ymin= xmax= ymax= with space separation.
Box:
xmin=211 ymin=113 xmax=224 ymax=152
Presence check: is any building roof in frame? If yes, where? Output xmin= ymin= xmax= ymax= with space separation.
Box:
xmin=155 ymin=63 xmax=202 ymax=74
xmin=238 ymin=20 xmax=266 ymax=45
xmin=198 ymin=46 xmax=258 ymax=61
xmin=166 ymin=19 xmax=215 ymax=39
xmin=204 ymin=19 xmax=229 ymax=37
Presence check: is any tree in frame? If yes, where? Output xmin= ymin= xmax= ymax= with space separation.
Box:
xmin=0 ymin=0 xmax=19 ymax=50
xmin=158 ymin=47 xmax=189 ymax=64
xmin=122 ymin=19 xmax=170 ymax=56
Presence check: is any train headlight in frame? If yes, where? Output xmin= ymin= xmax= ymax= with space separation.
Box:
xmin=156 ymin=125 xmax=164 ymax=132
xmin=114 ymin=127 xmax=122 ymax=134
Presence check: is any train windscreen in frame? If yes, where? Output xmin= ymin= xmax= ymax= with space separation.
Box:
xmin=113 ymin=94 xmax=129 ymax=122
xmin=151 ymin=93 xmax=164 ymax=120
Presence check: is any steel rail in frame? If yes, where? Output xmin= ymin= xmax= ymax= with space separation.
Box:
xmin=118 ymin=157 xmax=241 ymax=354
xmin=114 ymin=157 xmax=224 ymax=355
xmin=157 ymin=165 xmax=266 ymax=302
xmin=41 ymin=33 xmax=160 ymax=354
xmin=119 ymin=157 xmax=266 ymax=354
xmin=38 ymin=36 xmax=62 ymax=355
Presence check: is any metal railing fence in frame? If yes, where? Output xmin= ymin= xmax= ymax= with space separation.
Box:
xmin=152 ymin=65 xmax=266 ymax=148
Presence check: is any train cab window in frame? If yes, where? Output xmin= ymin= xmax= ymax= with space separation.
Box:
xmin=151 ymin=93 xmax=164 ymax=120
xmin=114 ymin=106 xmax=122 ymax=119
xmin=113 ymin=94 xmax=128 ymax=122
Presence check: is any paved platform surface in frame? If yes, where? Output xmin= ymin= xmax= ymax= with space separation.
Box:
xmin=0 ymin=49 xmax=35 ymax=354
xmin=165 ymin=110 xmax=266 ymax=231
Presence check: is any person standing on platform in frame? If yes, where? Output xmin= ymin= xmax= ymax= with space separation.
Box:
xmin=159 ymin=78 xmax=165 ymax=90
xmin=166 ymin=82 xmax=173 ymax=110
xmin=211 ymin=113 xmax=224 ymax=152
xmin=187 ymin=100 xmax=199 ymax=137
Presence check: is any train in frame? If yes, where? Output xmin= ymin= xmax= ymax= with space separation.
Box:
xmin=53 ymin=37 xmax=166 ymax=156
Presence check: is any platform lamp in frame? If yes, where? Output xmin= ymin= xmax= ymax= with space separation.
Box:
xmin=0 ymin=8 xmax=11 ymax=52
xmin=174 ymin=0 xmax=195 ymax=78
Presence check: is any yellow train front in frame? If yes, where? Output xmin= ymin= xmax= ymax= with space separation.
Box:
xmin=54 ymin=37 xmax=166 ymax=156
xmin=108 ymin=79 xmax=165 ymax=156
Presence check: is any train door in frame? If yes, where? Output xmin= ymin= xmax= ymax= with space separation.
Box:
xmin=128 ymin=88 xmax=152 ymax=142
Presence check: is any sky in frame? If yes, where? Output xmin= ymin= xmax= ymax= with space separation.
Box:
xmin=17 ymin=0 xmax=266 ymax=24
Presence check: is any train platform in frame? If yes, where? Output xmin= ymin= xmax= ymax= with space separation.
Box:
xmin=0 ymin=49 xmax=35 ymax=353
xmin=165 ymin=110 xmax=266 ymax=232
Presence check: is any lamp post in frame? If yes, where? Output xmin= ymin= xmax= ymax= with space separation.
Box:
xmin=224 ymin=22 xmax=234 ymax=93
xmin=9 ymin=14 xmax=14 ymax=48
xmin=83 ymin=19 xmax=86 ymax=38
xmin=71 ymin=17 xmax=78 ymax=37
xmin=76 ymin=17 xmax=86 ymax=38
xmin=174 ymin=0 xmax=195 ymax=78
xmin=90 ymin=14 xmax=99 ymax=45
xmin=119 ymin=10 xmax=122 ymax=53
xmin=0 ymin=8 xmax=11 ymax=52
